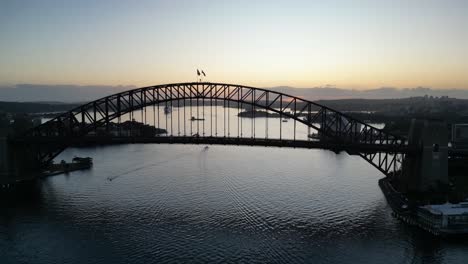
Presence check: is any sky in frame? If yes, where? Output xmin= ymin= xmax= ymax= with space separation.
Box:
xmin=0 ymin=0 xmax=467 ymax=89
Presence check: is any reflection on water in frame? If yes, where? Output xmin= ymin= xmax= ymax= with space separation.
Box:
xmin=42 ymin=106 xmax=385 ymax=141
xmin=1 ymin=144 xmax=468 ymax=263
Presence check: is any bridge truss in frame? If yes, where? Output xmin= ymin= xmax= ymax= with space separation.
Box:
xmin=21 ymin=82 xmax=413 ymax=177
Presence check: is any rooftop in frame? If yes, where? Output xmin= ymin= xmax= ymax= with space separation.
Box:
xmin=421 ymin=202 xmax=468 ymax=216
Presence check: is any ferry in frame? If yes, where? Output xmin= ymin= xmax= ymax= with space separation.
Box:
xmin=42 ymin=157 xmax=93 ymax=178
xmin=72 ymin=156 xmax=93 ymax=164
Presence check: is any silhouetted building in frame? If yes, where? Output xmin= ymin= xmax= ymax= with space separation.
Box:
xmin=452 ymin=124 xmax=468 ymax=149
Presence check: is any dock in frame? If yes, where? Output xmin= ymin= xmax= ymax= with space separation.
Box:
xmin=41 ymin=157 xmax=93 ymax=178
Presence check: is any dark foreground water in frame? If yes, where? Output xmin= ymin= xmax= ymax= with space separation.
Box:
xmin=1 ymin=144 xmax=468 ymax=263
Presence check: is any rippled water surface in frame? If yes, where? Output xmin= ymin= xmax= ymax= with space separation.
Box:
xmin=1 ymin=144 xmax=468 ymax=263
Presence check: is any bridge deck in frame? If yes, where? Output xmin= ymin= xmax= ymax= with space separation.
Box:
xmin=17 ymin=136 xmax=415 ymax=154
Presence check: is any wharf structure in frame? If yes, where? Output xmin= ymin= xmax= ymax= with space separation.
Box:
xmin=380 ymin=120 xmax=468 ymax=236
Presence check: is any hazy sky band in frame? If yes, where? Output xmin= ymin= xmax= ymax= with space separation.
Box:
xmin=1 ymin=0 xmax=467 ymax=89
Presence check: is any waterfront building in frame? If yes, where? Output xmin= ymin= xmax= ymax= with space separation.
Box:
xmin=417 ymin=202 xmax=468 ymax=235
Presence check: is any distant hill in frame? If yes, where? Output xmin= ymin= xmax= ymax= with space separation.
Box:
xmin=1 ymin=84 xmax=468 ymax=102
xmin=269 ymin=86 xmax=468 ymax=100
xmin=0 ymin=101 xmax=80 ymax=114
xmin=0 ymin=84 xmax=134 ymax=102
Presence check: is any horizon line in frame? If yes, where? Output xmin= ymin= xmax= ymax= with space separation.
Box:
xmin=1 ymin=82 xmax=468 ymax=91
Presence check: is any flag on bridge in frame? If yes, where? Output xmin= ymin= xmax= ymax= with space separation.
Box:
xmin=202 ymin=70 xmax=206 ymax=77
xmin=197 ymin=69 xmax=201 ymax=76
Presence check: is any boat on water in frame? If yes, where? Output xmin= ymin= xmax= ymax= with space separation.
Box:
xmin=164 ymin=106 xmax=172 ymax=114
xmin=72 ymin=156 xmax=93 ymax=164
xmin=42 ymin=156 xmax=93 ymax=178
xmin=282 ymin=119 xmax=288 ymax=122
xmin=191 ymin=116 xmax=205 ymax=121
xmin=307 ymin=133 xmax=320 ymax=139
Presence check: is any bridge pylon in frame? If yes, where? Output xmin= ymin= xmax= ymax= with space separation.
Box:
xmin=1 ymin=136 xmax=43 ymax=186
xmin=400 ymin=119 xmax=448 ymax=193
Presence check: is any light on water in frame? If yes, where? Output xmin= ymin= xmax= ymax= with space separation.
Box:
xmin=2 ymin=144 xmax=467 ymax=263
xmin=2 ymin=0 xmax=468 ymax=262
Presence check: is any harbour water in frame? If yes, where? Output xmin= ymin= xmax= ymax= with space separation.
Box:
xmin=2 ymin=107 xmax=468 ymax=263
xmin=1 ymin=143 xmax=468 ymax=263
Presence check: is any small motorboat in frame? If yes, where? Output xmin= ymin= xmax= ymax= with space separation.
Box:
xmin=308 ymin=133 xmax=320 ymax=139
xmin=191 ymin=116 xmax=205 ymax=121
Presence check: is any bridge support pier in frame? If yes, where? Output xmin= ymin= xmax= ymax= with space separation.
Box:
xmin=1 ymin=137 xmax=42 ymax=187
xmin=401 ymin=120 xmax=448 ymax=193
xmin=0 ymin=136 xmax=11 ymax=186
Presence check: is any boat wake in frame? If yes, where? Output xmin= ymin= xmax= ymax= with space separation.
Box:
xmin=107 ymin=147 xmax=210 ymax=181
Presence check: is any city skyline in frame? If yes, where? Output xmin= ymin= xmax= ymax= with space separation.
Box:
xmin=1 ymin=0 xmax=467 ymax=89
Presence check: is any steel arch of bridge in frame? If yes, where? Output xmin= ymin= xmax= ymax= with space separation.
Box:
xmin=23 ymin=82 xmax=412 ymax=177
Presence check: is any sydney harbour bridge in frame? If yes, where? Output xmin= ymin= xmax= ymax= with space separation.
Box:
xmin=1 ymin=82 xmax=450 ymax=193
